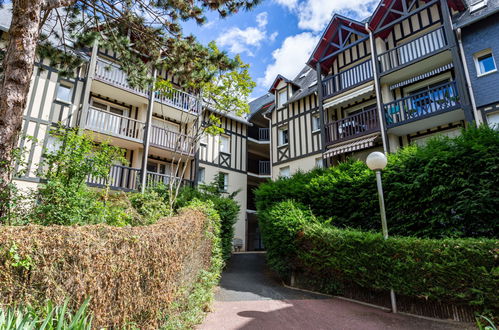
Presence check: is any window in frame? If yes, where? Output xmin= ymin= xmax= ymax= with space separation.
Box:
xmin=197 ymin=167 xmax=205 ymax=184
xmin=221 ymin=172 xmax=229 ymax=192
xmin=44 ymin=135 xmax=62 ymax=154
xmin=312 ymin=115 xmax=321 ymax=132
xmin=487 ymin=112 xmax=499 ymax=129
xmin=474 ymin=50 xmax=497 ymax=76
xmin=278 ymin=90 xmax=287 ymax=108
xmin=315 ymin=157 xmax=323 ymax=168
xmin=56 ymin=83 xmax=72 ymax=103
xmin=279 ymin=166 xmax=290 ymax=178
xmin=200 ymin=133 xmax=207 ymax=145
xmin=278 ymin=127 xmax=289 ymax=146
xmin=220 ymin=135 xmax=230 ymax=153
xmin=470 ymin=0 xmax=487 ymax=12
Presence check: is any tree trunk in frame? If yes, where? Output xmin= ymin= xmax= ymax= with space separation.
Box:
xmin=0 ymin=0 xmax=44 ymax=216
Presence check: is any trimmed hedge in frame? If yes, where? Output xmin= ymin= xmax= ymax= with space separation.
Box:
xmin=255 ymin=125 xmax=499 ymax=238
xmin=259 ymin=201 xmax=499 ymax=315
xmin=0 ymin=201 xmax=222 ymax=329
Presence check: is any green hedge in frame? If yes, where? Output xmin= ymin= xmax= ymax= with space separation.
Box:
xmin=259 ymin=201 xmax=499 ymax=314
xmin=255 ymin=125 xmax=499 ymax=238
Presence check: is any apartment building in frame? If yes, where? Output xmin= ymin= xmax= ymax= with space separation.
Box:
xmin=268 ymin=0 xmax=497 ymax=179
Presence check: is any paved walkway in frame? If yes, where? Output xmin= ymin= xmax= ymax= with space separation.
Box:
xmin=199 ymin=253 xmax=470 ymax=330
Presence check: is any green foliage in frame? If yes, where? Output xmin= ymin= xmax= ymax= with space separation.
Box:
xmin=162 ymin=199 xmax=223 ymax=329
xmin=0 ymin=299 xmax=92 ymax=329
xmin=176 ymin=174 xmax=240 ymax=261
xmin=255 ymin=125 xmax=499 ymax=238
xmin=32 ymin=127 xmax=126 ymax=226
xmin=258 ymin=200 xmax=499 ymax=313
xmin=128 ymin=189 xmax=171 ymax=225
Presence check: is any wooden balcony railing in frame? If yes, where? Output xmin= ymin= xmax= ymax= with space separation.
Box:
xmin=95 ymin=58 xmax=201 ymax=114
xmin=149 ymin=125 xmax=194 ymax=156
xmin=87 ymin=165 xmax=140 ymax=191
xmin=322 ymin=59 xmax=373 ymax=99
xmin=324 ymin=108 xmax=380 ymax=145
xmin=378 ymin=27 xmax=447 ymax=74
xmin=258 ymin=160 xmax=270 ymax=175
xmin=383 ymin=81 xmax=460 ymax=127
xmin=86 ymin=106 xmax=145 ymax=141
xmin=259 ymin=128 xmax=270 ymax=141
xmin=146 ymin=171 xmax=193 ymax=188
xmin=87 ymin=165 xmax=193 ymax=191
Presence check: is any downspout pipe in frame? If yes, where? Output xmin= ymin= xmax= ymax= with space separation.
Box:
xmin=263 ymin=110 xmax=273 ymax=178
xmin=140 ymin=66 xmax=157 ymax=193
xmin=366 ymin=23 xmax=389 ymax=154
xmin=456 ymin=28 xmax=482 ymax=124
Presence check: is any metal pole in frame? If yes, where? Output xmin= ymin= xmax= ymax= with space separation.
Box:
xmin=140 ymin=67 xmax=157 ymax=193
xmin=375 ymin=170 xmax=397 ymax=313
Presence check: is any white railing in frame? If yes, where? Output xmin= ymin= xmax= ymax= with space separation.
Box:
xmin=149 ymin=125 xmax=194 ymax=155
xmin=86 ymin=106 xmax=145 ymax=141
xmin=155 ymin=88 xmax=201 ymax=114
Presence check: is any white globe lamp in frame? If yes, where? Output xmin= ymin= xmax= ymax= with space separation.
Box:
xmin=366 ymin=151 xmax=387 ymax=171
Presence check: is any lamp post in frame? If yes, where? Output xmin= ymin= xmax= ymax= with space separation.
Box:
xmin=366 ymin=151 xmax=397 ymax=313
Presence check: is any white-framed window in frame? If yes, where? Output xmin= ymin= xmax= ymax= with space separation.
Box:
xmin=277 ymin=89 xmax=287 ymax=108
xmin=197 ymin=167 xmax=205 ymax=184
xmin=312 ymin=115 xmax=321 ymax=132
xmin=56 ymin=83 xmax=72 ymax=103
xmin=221 ymin=172 xmax=229 ymax=192
xmin=278 ymin=127 xmax=289 ymax=146
xmin=315 ymin=157 xmax=323 ymax=168
xmin=220 ymin=135 xmax=230 ymax=153
xmin=279 ymin=166 xmax=290 ymax=178
xmin=44 ymin=135 xmax=62 ymax=154
xmin=474 ymin=49 xmax=497 ymax=76
xmin=200 ymin=133 xmax=208 ymax=145
xmin=486 ymin=112 xmax=499 ymax=129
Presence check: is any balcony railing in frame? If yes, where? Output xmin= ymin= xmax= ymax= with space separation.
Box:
xmin=378 ymin=27 xmax=447 ymax=74
xmin=87 ymin=165 xmax=192 ymax=191
xmin=258 ymin=161 xmax=270 ymax=175
xmin=259 ymin=128 xmax=269 ymax=141
xmin=87 ymin=165 xmax=141 ymax=191
xmin=322 ymin=59 xmax=373 ymax=99
xmin=150 ymin=125 xmax=194 ymax=156
xmin=95 ymin=58 xmax=201 ymax=114
xmin=86 ymin=106 xmax=145 ymax=141
xmin=324 ymin=107 xmax=380 ymax=145
xmin=383 ymin=81 xmax=460 ymax=127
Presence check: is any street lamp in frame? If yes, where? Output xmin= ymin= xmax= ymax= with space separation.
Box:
xmin=366 ymin=151 xmax=397 ymax=313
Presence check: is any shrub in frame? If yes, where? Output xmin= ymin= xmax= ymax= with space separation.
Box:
xmin=255 ymin=125 xmax=499 ymax=238
xmin=0 ymin=204 xmax=221 ymax=328
xmin=176 ymin=175 xmax=239 ymax=261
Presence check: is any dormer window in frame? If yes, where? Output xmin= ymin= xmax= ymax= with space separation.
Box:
xmin=470 ymin=0 xmax=487 ymax=12
xmin=278 ymin=89 xmax=287 ymax=108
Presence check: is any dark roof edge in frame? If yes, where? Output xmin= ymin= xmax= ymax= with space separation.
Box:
xmin=454 ymin=7 xmax=499 ymax=28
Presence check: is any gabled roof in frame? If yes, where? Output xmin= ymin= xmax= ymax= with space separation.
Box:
xmin=268 ymin=74 xmax=299 ymax=92
xmin=453 ymin=0 xmax=499 ymax=28
xmin=368 ymin=0 xmax=466 ymax=35
xmin=307 ymin=14 xmax=368 ymax=72
xmin=248 ymin=93 xmax=274 ymax=120
xmin=287 ymin=66 xmax=318 ymax=103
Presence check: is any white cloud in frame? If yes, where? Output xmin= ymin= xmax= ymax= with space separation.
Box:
xmin=275 ymin=0 xmax=377 ymax=32
xmin=216 ymin=12 xmax=278 ymax=56
xmin=258 ymin=32 xmax=319 ymax=88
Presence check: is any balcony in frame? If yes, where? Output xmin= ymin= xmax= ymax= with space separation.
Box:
xmin=322 ymin=59 xmax=373 ymax=99
xmin=150 ymin=125 xmax=195 ymax=156
xmin=248 ymin=127 xmax=270 ymax=142
xmin=94 ymin=58 xmax=201 ymax=114
xmin=87 ymin=165 xmax=193 ymax=191
xmin=85 ymin=106 xmax=145 ymax=142
xmin=247 ymin=159 xmax=271 ymax=177
xmin=384 ymin=81 xmax=460 ymax=128
xmin=378 ymin=27 xmax=447 ymax=75
xmin=324 ymin=107 xmax=380 ymax=145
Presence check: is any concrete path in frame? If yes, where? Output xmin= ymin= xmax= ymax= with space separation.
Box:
xmin=199 ymin=253 xmax=470 ymax=330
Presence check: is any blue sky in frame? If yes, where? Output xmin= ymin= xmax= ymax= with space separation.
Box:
xmin=182 ymin=0 xmax=378 ymax=98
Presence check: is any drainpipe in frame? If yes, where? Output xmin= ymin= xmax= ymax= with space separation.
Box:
xmin=140 ymin=66 xmax=157 ymax=193
xmin=366 ymin=23 xmax=389 ymax=154
xmin=79 ymin=40 xmax=99 ymax=128
xmin=456 ymin=28 xmax=482 ymax=124
xmin=263 ymin=110 xmax=273 ymax=178
xmin=315 ymin=63 xmax=328 ymax=166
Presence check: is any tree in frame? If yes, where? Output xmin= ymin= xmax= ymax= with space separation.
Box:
xmin=0 ymin=0 xmax=259 ymax=217
xmin=153 ymin=46 xmax=255 ymax=210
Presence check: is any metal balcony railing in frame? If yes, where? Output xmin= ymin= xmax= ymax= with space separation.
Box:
xmin=149 ymin=125 xmax=194 ymax=156
xmin=94 ymin=58 xmax=201 ymax=114
xmin=324 ymin=108 xmax=380 ymax=145
xmin=322 ymin=59 xmax=373 ymax=98
xmin=378 ymin=27 xmax=447 ymax=74
xmin=259 ymin=128 xmax=270 ymax=141
xmin=383 ymin=81 xmax=460 ymax=127
xmin=145 ymin=171 xmax=193 ymax=188
xmin=258 ymin=160 xmax=270 ymax=176
xmin=87 ymin=165 xmax=141 ymax=191
xmin=86 ymin=106 xmax=145 ymax=141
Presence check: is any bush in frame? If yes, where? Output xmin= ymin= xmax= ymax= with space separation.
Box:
xmin=0 ymin=203 xmax=221 ymax=328
xmin=258 ymin=200 xmax=499 ymax=315
xmin=176 ymin=175 xmax=240 ymax=261
xmin=255 ymin=125 xmax=499 ymax=238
